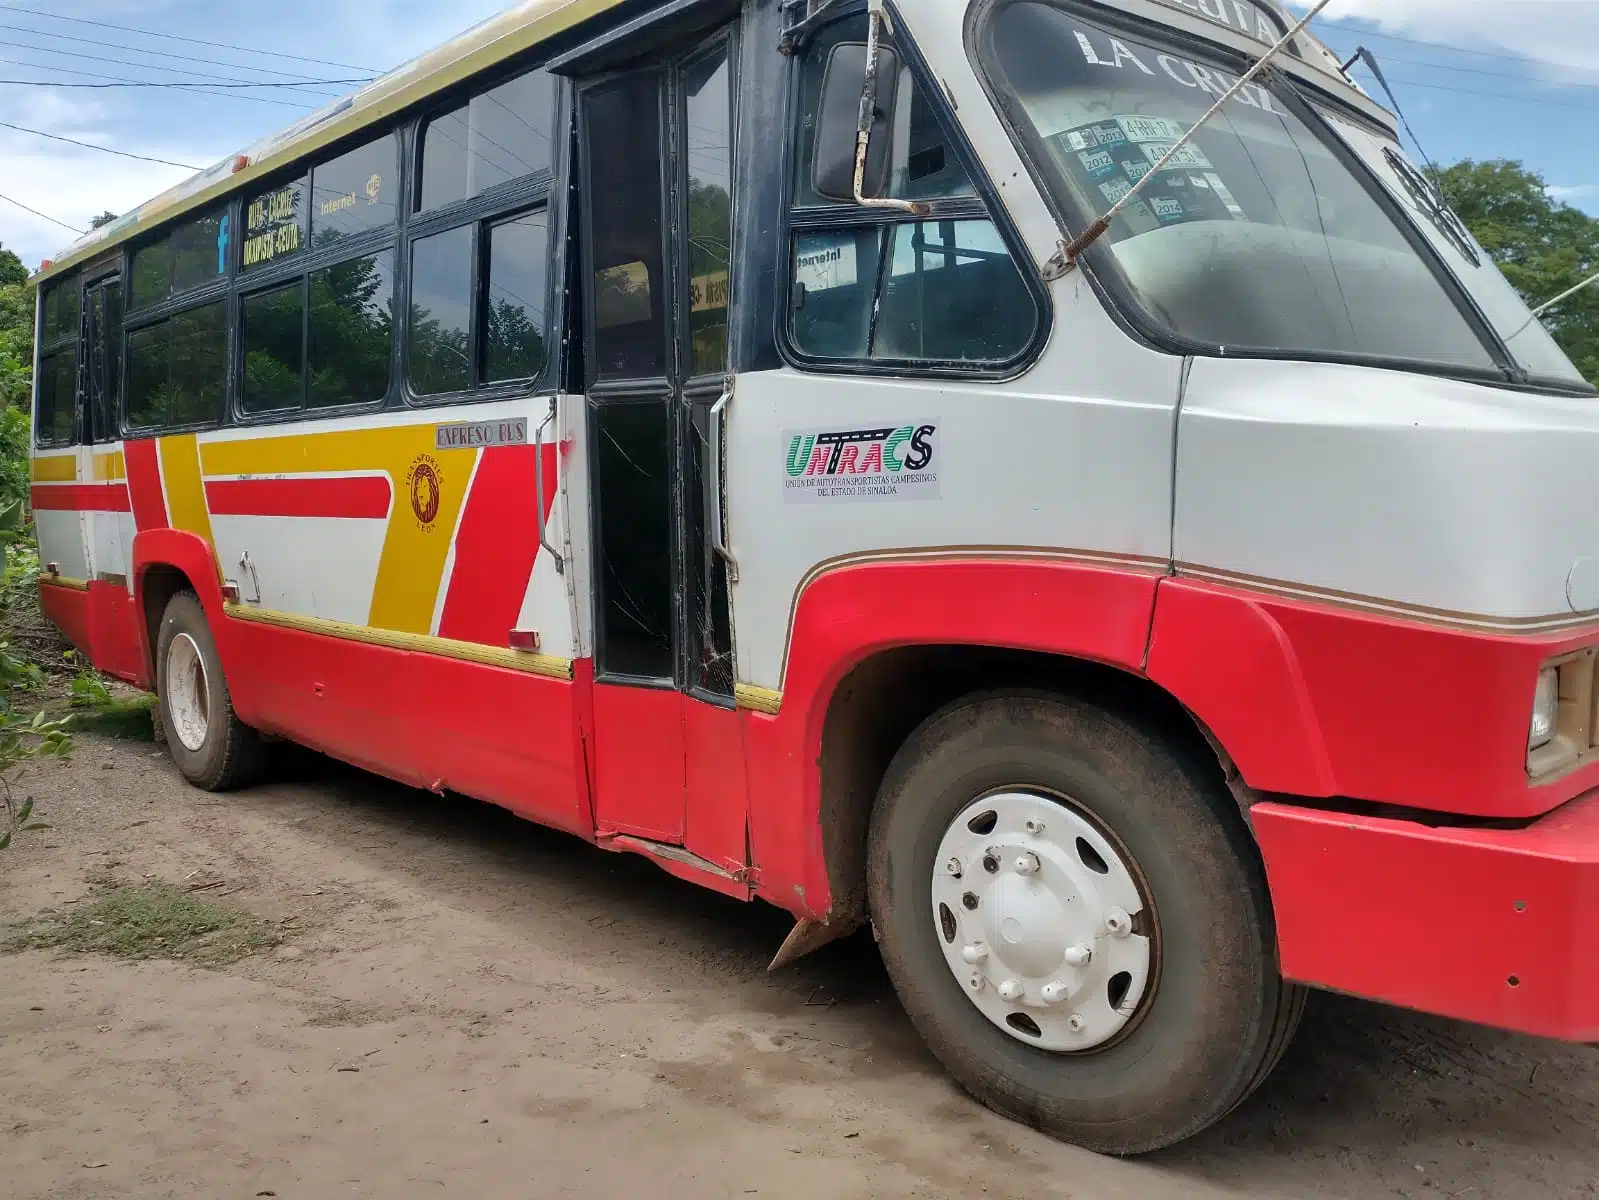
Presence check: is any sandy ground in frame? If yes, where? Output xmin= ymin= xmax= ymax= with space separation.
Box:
xmin=3 ymin=731 xmax=1599 ymax=1200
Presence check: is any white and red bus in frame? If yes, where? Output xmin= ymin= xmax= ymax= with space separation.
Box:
xmin=28 ymin=0 xmax=1599 ymax=1154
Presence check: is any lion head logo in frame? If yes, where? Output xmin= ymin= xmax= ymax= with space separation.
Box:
xmin=406 ymin=454 xmax=443 ymax=531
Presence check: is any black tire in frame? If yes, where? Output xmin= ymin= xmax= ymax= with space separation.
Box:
xmin=867 ymin=691 xmax=1303 ymax=1155
xmin=155 ymin=591 xmax=265 ymax=792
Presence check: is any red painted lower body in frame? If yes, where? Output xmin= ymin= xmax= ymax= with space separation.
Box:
xmin=38 ymin=582 xmax=91 ymax=657
xmin=1256 ymin=795 xmax=1599 ymax=1040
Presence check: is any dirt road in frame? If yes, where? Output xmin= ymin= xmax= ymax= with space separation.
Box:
xmin=3 ymin=730 xmax=1598 ymax=1200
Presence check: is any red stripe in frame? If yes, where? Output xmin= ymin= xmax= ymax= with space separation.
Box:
xmin=437 ymin=444 xmax=557 ymax=646
xmin=124 ymin=439 xmax=168 ymax=532
xmin=204 ymin=476 xmax=392 ymax=519
xmin=30 ymin=483 xmax=131 ymax=512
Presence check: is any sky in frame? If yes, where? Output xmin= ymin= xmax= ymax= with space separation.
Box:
xmin=1 ymin=0 xmax=1597 ymax=271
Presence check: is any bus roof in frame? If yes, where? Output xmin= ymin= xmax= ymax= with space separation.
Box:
xmin=32 ymin=0 xmax=623 ymax=286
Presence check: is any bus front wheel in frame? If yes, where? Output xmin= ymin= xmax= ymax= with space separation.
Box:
xmin=866 ymin=691 xmax=1303 ymax=1156
xmin=155 ymin=592 xmax=265 ymax=792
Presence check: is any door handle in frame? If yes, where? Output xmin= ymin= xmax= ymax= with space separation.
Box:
xmin=535 ymin=398 xmax=565 ymax=576
xmin=709 ymin=387 xmax=738 ymax=584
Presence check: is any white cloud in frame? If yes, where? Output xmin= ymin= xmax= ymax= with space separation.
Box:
xmin=1548 ymin=184 xmax=1598 ymax=203
xmin=1306 ymin=0 xmax=1599 ymax=74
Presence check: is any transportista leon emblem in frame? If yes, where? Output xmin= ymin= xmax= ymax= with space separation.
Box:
xmin=783 ymin=423 xmax=939 ymax=504
xmin=407 ymin=453 xmax=443 ymax=531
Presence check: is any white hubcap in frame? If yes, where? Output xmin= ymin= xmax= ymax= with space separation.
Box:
xmin=932 ymin=791 xmax=1154 ymax=1051
xmin=165 ymin=633 xmax=211 ymax=753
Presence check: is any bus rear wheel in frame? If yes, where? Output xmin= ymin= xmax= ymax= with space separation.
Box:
xmin=156 ymin=592 xmax=265 ymax=792
xmin=867 ymin=691 xmax=1303 ymax=1155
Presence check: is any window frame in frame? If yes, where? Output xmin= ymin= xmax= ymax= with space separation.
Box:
xmin=402 ymin=66 xmax=567 ymax=408
xmin=126 ymin=204 xmax=232 ymax=315
xmin=121 ymin=294 xmax=232 ymax=437
xmin=231 ymin=130 xmax=404 ymax=426
xmin=777 ymin=2 xmax=1051 ymax=381
xmin=34 ymin=271 xmax=83 ymax=448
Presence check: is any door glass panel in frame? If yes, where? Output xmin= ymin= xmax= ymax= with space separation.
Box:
xmin=684 ymin=45 xmax=733 ymax=377
xmin=594 ymin=400 xmax=675 ymax=680
xmin=586 ymin=76 xmax=666 ymax=380
xmin=408 ymin=226 xmax=475 ymax=396
xmin=87 ymin=283 xmax=121 ymax=442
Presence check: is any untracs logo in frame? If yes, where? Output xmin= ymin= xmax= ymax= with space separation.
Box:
xmin=782 ymin=423 xmax=939 ymax=505
xmin=407 ymin=453 xmax=443 ymax=531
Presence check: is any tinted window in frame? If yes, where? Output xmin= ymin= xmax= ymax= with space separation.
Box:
xmin=168 ymin=302 xmax=227 ymax=427
xmin=87 ymin=282 xmax=122 ymax=443
xmin=130 ymin=239 xmax=173 ymax=310
xmin=41 ymin=279 xmax=80 ymax=344
xmin=242 ymin=284 xmax=305 ymax=414
xmin=586 ymin=76 xmax=665 ymax=380
xmin=125 ymin=324 xmax=169 ymax=430
xmin=308 ymin=252 xmax=393 ymax=408
xmin=485 ymin=212 xmax=549 ymax=383
xmin=420 ymin=70 xmax=557 ymax=211
xmin=408 ymin=227 xmax=474 ymax=396
xmin=685 ymin=47 xmax=732 ymax=376
xmin=130 ymin=209 xmax=227 ymax=308
xmin=244 ymin=177 xmax=307 ymax=272
xmin=312 ymin=135 xmax=397 ymax=244
xmin=35 ymin=350 xmax=77 ymax=446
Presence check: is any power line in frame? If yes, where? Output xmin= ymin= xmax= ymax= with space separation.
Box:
xmin=0 ymin=76 xmax=372 ymax=90
xmin=0 ymin=188 xmax=82 ymax=234
xmin=0 ymin=37 xmax=357 ymax=97
xmin=1364 ymin=50 xmax=1599 ymax=88
xmin=0 ymin=58 xmax=317 ymax=109
xmin=1355 ymin=70 xmax=1599 ymax=111
xmin=0 ymin=21 xmax=371 ymax=88
xmin=0 ymin=3 xmax=378 ymax=74
xmin=0 ymin=119 xmax=201 ymax=170
xmin=1313 ymin=15 xmax=1597 ymax=75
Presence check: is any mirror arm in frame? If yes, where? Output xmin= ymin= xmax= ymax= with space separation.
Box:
xmin=854 ymin=2 xmax=929 ymax=216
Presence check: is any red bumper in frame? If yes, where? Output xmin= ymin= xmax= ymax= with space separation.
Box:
xmin=1255 ymin=795 xmax=1599 ymax=1041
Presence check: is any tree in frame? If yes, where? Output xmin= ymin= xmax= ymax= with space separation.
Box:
xmin=0 ymin=243 xmax=32 ymax=412
xmin=0 ymin=245 xmax=26 ymax=288
xmin=90 ymin=211 xmax=118 ymax=230
xmin=1437 ymin=160 xmax=1599 ymax=386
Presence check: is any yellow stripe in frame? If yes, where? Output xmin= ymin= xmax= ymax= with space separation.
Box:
xmin=40 ymin=575 xmax=90 ymax=592
xmin=93 ymin=450 xmax=126 ymax=482
xmin=158 ymin=435 xmax=219 ymax=579
xmin=224 ymin=604 xmax=574 ymax=680
xmin=30 ymin=456 xmax=77 ymax=483
xmin=735 ymin=684 xmax=783 ymax=716
xmin=34 ymin=0 xmax=621 ymax=286
xmin=202 ymin=427 xmax=477 ymax=635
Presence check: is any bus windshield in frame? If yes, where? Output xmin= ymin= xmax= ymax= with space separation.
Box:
xmin=980 ymin=1 xmax=1508 ymax=378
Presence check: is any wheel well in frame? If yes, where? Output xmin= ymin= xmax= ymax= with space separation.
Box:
xmin=816 ymin=646 xmax=1224 ymax=931
xmin=139 ymin=564 xmax=194 ymax=681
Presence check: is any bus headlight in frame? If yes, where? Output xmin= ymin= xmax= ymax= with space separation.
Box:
xmin=1529 ymin=667 xmax=1560 ymax=751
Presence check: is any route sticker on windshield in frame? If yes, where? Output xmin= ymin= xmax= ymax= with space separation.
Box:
xmin=794 ymin=237 xmax=858 ymax=292
xmin=783 ymin=424 xmax=940 ymax=505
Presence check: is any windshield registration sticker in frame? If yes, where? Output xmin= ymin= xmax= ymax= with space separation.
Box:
xmin=1141 ymin=141 xmax=1212 ymax=170
xmin=1117 ymin=114 xmax=1188 ymax=143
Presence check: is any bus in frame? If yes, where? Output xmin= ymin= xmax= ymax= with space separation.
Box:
xmin=28 ymin=0 xmax=1599 ymax=1156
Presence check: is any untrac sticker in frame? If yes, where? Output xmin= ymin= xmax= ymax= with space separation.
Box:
xmin=783 ymin=424 xmax=939 ymax=504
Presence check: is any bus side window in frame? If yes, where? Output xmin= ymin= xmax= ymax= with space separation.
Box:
xmin=785 ymin=19 xmax=1039 ymax=368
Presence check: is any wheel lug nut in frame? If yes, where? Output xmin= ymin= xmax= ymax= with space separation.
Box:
xmin=969 ymin=972 xmax=985 ymax=992
xmin=961 ymin=942 xmax=989 ymax=965
xmin=1025 ymin=818 xmax=1045 ymax=835
xmin=1014 ymin=852 xmax=1041 ymax=876
xmin=1105 ymin=907 xmax=1132 ymax=937
xmin=997 ymin=979 xmax=1025 ymax=1001
xmin=982 ymin=852 xmax=1000 ymax=874
xmin=962 ymin=892 xmax=980 ymax=911
xmin=1041 ymin=980 xmax=1069 ymax=1005
xmin=1067 ymin=1013 xmax=1086 ymax=1033
xmin=1063 ymin=944 xmax=1092 ymax=968
xmin=945 ymin=857 xmax=963 ymax=878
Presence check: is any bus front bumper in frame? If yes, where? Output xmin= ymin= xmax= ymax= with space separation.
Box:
xmin=1254 ymin=792 xmax=1599 ymax=1041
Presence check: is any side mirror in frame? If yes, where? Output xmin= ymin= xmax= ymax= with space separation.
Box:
xmin=811 ymin=41 xmax=901 ymax=203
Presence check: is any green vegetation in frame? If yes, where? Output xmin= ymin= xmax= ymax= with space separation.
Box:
xmin=4 ymin=882 xmax=280 ymax=966
xmin=1438 ymin=161 xmax=1599 ymax=386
